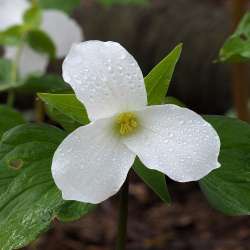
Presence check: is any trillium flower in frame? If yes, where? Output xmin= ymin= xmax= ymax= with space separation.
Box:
xmin=0 ymin=0 xmax=83 ymax=78
xmin=52 ymin=41 xmax=221 ymax=204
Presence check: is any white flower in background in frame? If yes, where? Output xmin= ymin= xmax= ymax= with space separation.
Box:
xmin=0 ymin=0 xmax=83 ymax=78
xmin=0 ymin=0 xmax=29 ymax=30
xmin=52 ymin=41 xmax=221 ymax=204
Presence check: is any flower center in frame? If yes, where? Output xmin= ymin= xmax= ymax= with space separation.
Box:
xmin=116 ymin=112 xmax=139 ymax=136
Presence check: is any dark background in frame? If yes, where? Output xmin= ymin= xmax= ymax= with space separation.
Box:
xmin=21 ymin=0 xmax=250 ymax=249
xmin=77 ymin=0 xmax=232 ymax=115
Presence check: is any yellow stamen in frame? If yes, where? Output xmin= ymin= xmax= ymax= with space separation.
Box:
xmin=116 ymin=112 xmax=139 ymax=136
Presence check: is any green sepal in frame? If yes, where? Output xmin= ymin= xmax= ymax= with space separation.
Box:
xmin=145 ymin=44 xmax=182 ymax=105
xmin=133 ymin=158 xmax=171 ymax=203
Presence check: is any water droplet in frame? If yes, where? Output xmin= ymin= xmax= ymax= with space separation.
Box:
xmin=120 ymin=53 xmax=126 ymax=60
xmin=130 ymin=84 xmax=135 ymax=90
xmin=126 ymin=73 xmax=132 ymax=80
xmin=101 ymin=75 xmax=107 ymax=82
xmin=169 ymin=133 xmax=174 ymax=138
xmin=67 ymin=148 xmax=73 ymax=153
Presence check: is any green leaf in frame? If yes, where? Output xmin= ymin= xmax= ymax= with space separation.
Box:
xmin=26 ymin=29 xmax=56 ymax=58
xmin=0 ymin=124 xmax=92 ymax=249
xmin=0 ymin=25 xmax=24 ymax=46
xmin=219 ymin=12 xmax=250 ymax=62
xmin=0 ymin=105 xmax=25 ymax=139
xmin=165 ymin=96 xmax=185 ymax=107
xmin=0 ymin=124 xmax=65 ymax=249
xmin=97 ymin=0 xmax=149 ymax=6
xmin=23 ymin=6 xmax=42 ymax=29
xmin=57 ymin=201 xmax=96 ymax=222
xmin=133 ymin=158 xmax=171 ymax=203
xmin=20 ymin=74 xmax=70 ymax=93
xmin=37 ymin=0 xmax=81 ymax=13
xmin=200 ymin=116 xmax=250 ymax=215
xmin=38 ymin=93 xmax=89 ymax=129
xmin=1 ymin=73 xmax=69 ymax=93
xmin=46 ymin=106 xmax=82 ymax=132
xmin=145 ymin=44 xmax=182 ymax=105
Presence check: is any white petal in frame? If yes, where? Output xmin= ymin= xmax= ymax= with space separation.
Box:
xmin=52 ymin=118 xmax=136 ymax=204
xmin=41 ymin=10 xmax=83 ymax=58
xmin=123 ymin=105 xmax=220 ymax=182
xmin=62 ymin=41 xmax=147 ymax=121
xmin=0 ymin=0 xmax=29 ymax=31
xmin=4 ymin=45 xmax=49 ymax=78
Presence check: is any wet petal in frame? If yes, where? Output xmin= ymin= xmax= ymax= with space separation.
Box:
xmin=62 ymin=41 xmax=147 ymax=121
xmin=52 ymin=118 xmax=136 ymax=204
xmin=123 ymin=105 xmax=220 ymax=182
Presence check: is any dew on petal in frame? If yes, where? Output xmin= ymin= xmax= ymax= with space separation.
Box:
xmin=120 ymin=53 xmax=126 ymax=59
xmin=169 ymin=133 xmax=174 ymax=138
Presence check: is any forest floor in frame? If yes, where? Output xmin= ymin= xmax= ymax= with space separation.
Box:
xmin=23 ymin=174 xmax=250 ymax=250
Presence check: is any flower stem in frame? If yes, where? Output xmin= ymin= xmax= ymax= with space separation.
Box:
xmin=32 ymin=0 xmax=37 ymax=6
xmin=7 ymin=91 xmax=15 ymax=107
xmin=7 ymin=57 xmax=18 ymax=107
xmin=116 ymin=178 xmax=129 ymax=250
xmin=7 ymin=39 xmax=24 ymax=107
xmin=35 ymin=98 xmax=45 ymax=123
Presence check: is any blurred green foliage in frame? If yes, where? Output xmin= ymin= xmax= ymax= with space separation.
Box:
xmin=36 ymin=0 xmax=81 ymax=13
xmin=97 ymin=0 xmax=149 ymax=6
xmin=219 ymin=12 xmax=250 ymax=62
